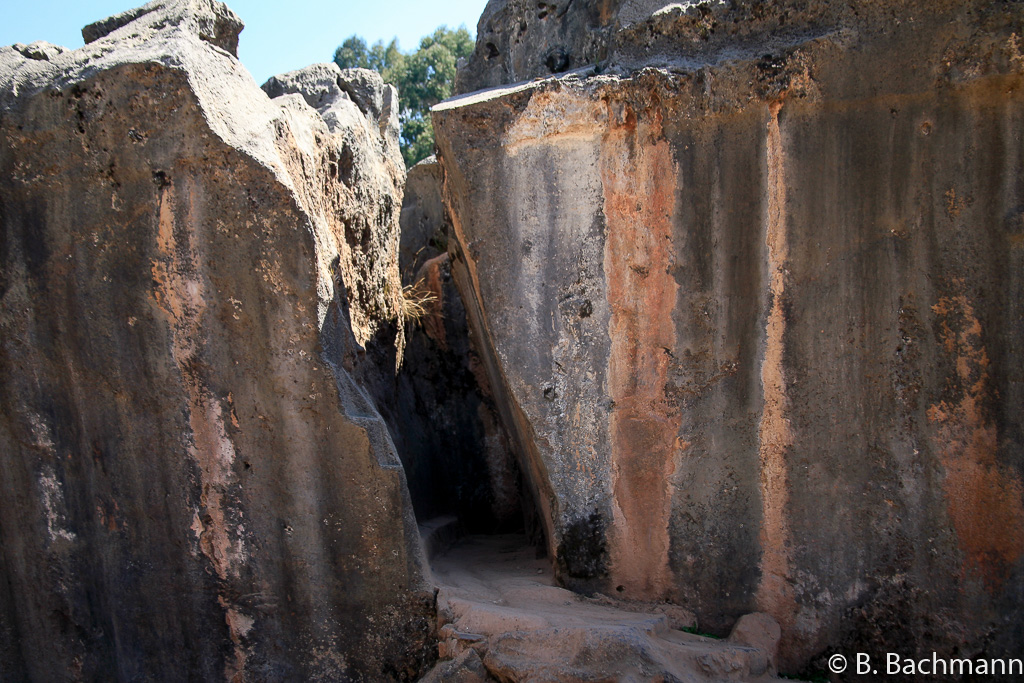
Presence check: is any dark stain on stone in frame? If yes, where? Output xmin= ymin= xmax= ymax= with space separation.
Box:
xmin=338 ymin=143 xmax=355 ymax=186
xmin=0 ymin=194 xmax=8 ymax=298
xmin=151 ymin=170 xmax=171 ymax=188
xmin=557 ymin=510 xmax=608 ymax=580
xmin=17 ymin=199 xmax=50 ymax=290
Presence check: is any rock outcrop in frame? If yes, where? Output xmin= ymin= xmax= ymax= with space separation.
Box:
xmin=455 ymin=0 xmax=621 ymax=93
xmin=435 ymin=0 xmax=1024 ymax=672
xmin=0 ymin=0 xmax=431 ymax=679
xmin=458 ymin=0 xmax=797 ymax=94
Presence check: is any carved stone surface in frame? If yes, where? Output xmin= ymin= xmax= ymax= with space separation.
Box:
xmin=436 ymin=0 xmax=1024 ymax=670
xmin=0 ymin=1 xmax=431 ymax=679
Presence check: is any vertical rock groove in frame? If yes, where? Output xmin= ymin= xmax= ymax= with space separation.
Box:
xmin=754 ymin=101 xmax=797 ymax=628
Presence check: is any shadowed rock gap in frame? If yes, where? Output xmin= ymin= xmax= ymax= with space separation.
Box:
xmin=376 ymin=156 xmax=536 ymax=544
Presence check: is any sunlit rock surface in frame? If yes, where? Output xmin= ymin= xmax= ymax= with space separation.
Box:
xmin=0 ymin=1 xmax=432 ymax=679
xmin=436 ymin=0 xmax=1024 ymax=671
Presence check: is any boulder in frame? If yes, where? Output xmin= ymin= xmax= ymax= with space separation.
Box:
xmin=418 ymin=647 xmax=490 ymax=683
xmin=0 ymin=0 xmax=430 ymax=679
xmin=455 ymin=0 xmax=621 ymax=93
xmin=455 ymin=0 xmax=752 ymax=93
xmin=262 ymin=62 xmax=401 ymax=143
xmin=435 ymin=0 xmax=1024 ymax=671
xmin=729 ymin=612 xmax=781 ymax=675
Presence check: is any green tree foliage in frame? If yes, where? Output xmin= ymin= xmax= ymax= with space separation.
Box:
xmin=334 ymin=27 xmax=474 ymax=167
xmin=333 ymin=36 xmax=404 ymax=79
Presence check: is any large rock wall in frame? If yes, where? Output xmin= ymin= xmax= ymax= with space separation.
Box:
xmin=435 ymin=0 xmax=1024 ymax=671
xmin=0 ymin=1 xmax=432 ymax=679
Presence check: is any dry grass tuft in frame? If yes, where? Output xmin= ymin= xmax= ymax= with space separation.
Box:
xmin=401 ymin=280 xmax=437 ymax=324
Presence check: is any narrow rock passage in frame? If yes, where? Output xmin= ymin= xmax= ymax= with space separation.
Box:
xmin=421 ymin=535 xmax=785 ymax=682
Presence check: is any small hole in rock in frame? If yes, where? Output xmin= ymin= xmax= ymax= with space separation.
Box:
xmin=545 ymin=47 xmax=571 ymax=74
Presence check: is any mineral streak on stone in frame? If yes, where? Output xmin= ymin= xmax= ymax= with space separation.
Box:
xmin=927 ymin=289 xmax=1024 ymax=591
xmin=754 ymin=100 xmax=797 ymax=632
xmin=435 ymin=0 xmax=1024 ymax=671
xmin=0 ymin=1 xmax=430 ymax=679
xmin=601 ymin=102 xmax=679 ymax=597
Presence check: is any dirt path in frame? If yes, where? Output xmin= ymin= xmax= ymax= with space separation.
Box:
xmin=420 ymin=534 xmax=785 ymax=682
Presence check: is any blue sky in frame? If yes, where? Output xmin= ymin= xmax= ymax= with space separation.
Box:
xmin=1 ymin=0 xmax=489 ymax=85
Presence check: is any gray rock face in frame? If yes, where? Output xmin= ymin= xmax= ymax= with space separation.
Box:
xmin=0 ymin=1 xmax=430 ymax=679
xmin=435 ymin=0 xmax=1024 ymax=671
xmin=458 ymin=0 xmax=1012 ymax=94
xmin=456 ymin=0 xmax=704 ymax=93
xmin=82 ymin=0 xmax=244 ymax=57
xmin=400 ymin=157 xmax=447 ymax=280
xmin=456 ymin=0 xmax=623 ymax=93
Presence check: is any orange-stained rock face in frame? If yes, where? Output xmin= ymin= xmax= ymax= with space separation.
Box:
xmin=435 ymin=0 xmax=1024 ymax=672
xmin=602 ymin=105 xmax=679 ymax=598
xmin=928 ymin=289 xmax=1024 ymax=591
xmin=754 ymin=100 xmax=798 ymax=634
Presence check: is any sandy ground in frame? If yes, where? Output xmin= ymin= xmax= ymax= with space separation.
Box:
xmin=422 ymin=534 xmax=785 ymax=682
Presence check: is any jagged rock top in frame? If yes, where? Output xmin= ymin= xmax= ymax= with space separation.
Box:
xmin=1 ymin=0 xmax=244 ymax=109
xmin=261 ymin=62 xmax=401 ymax=144
xmin=0 ymin=0 xmax=269 ymax=162
xmin=0 ymin=0 xmax=392 ymax=170
xmin=455 ymin=0 xmax=1015 ymax=94
xmin=1 ymin=0 xmax=406 ymax=352
xmin=82 ymin=0 xmax=243 ymax=55
xmin=9 ymin=41 xmax=66 ymax=61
